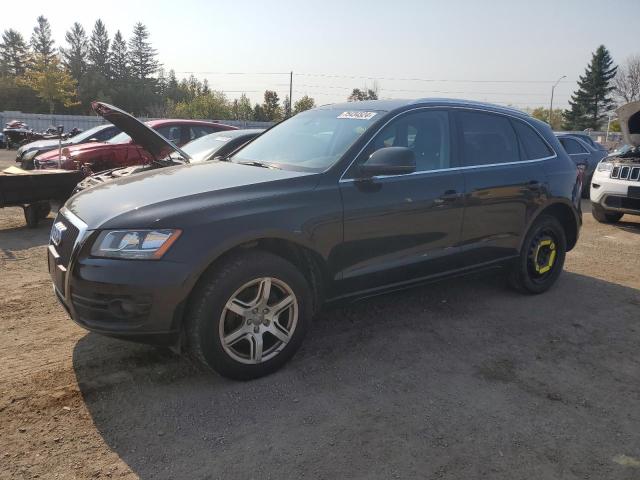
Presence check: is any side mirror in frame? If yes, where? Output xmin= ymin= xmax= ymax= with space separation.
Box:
xmin=359 ymin=147 xmax=416 ymax=178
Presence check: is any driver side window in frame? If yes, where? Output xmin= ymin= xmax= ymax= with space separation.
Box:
xmin=361 ymin=110 xmax=451 ymax=172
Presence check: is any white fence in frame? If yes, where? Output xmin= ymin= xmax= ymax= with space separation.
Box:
xmin=0 ymin=111 xmax=273 ymax=133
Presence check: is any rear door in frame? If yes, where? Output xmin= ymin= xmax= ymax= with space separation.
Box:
xmin=558 ymin=137 xmax=590 ymax=167
xmin=336 ymin=109 xmax=466 ymax=294
xmin=455 ymin=110 xmax=552 ymax=263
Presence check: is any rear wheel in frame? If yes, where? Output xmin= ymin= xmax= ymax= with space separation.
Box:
xmin=186 ymin=251 xmax=312 ymax=380
xmin=591 ymin=203 xmax=623 ymax=224
xmin=509 ymin=215 xmax=566 ymax=294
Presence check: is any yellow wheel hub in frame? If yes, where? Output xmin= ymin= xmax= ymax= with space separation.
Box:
xmin=533 ymin=239 xmax=556 ymax=274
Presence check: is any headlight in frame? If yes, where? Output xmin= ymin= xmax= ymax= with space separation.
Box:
xmin=91 ymin=229 xmax=181 ymax=260
xmin=597 ymin=161 xmax=613 ymax=172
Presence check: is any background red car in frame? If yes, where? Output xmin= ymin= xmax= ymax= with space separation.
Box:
xmin=35 ymin=118 xmax=236 ymax=172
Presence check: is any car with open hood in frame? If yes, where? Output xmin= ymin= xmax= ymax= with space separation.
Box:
xmin=48 ymin=98 xmax=581 ymax=380
xmin=590 ymin=100 xmax=640 ymax=223
xmin=74 ymin=115 xmax=264 ymax=192
xmin=16 ymin=124 xmax=121 ymax=169
xmin=34 ymin=103 xmax=236 ymax=173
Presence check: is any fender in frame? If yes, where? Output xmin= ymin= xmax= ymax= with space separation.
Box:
xmin=518 ymin=197 xmax=581 ymax=252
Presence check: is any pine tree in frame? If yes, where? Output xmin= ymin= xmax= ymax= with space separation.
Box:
xmin=30 ymin=16 xmax=56 ymax=67
xmin=61 ymin=22 xmax=88 ymax=82
xmin=110 ymin=30 xmax=128 ymax=81
xmin=128 ymin=22 xmax=159 ymax=81
xmin=88 ymin=20 xmax=110 ymax=77
xmin=564 ymin=45 xmax=617 ymax=130
xmin=0 ymin=29 xmax=29 ymax=76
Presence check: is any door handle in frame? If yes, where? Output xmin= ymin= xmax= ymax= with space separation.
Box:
xmin=434 ymin=190 xmax=460 ymax=205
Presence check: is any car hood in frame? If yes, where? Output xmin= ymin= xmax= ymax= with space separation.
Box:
xmin=92 ymin=101 xmax=191 ymax=161
xmin=65 ymin=161 xmax=315 ymax=228
xmin=19 ymin=138 xmax=67 ymax=153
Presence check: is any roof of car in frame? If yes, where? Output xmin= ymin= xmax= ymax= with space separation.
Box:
xmin=213 ymin=128 xmax=265 ymax=138
xmin=317 ymin=98 xmax=527 ymax=117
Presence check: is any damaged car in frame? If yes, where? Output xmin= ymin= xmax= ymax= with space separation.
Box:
xmin=75 ymin=109 xmax=263 ymax=192
xmin=34 ymin=107 xmax=236 ymax=173
xmin=590 ymin=100 xmax=640 ymax=223
xmin=16 ymin=124 xmax=121 ymax=170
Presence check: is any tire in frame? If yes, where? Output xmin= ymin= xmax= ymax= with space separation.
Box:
xmin=36 ymin=201 xmax=51 ymax=220
xmin=509 ymin=215 xmax=566 ymax=294
xmin=20 ymin=158 xmax=34 ymax=170
xmin=24 ymin=205 xmax=39 ymax=228
xmin=591 ymin=203 xmax=623 ymax=224
xmin=185 ymin=251 xmax=312 ymax=380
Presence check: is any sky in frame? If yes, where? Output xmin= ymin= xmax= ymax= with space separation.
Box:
xmin=3 ymin=0 xmax=640 ymax=110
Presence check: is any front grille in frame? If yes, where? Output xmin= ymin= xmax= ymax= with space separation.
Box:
xmin=51 ymin=212 xmax=80 ymax=267
xmin=611 ymin=164 xmax=640 ymax=181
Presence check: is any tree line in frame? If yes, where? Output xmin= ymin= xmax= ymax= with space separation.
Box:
xmin=2 ymin=20 xmax=638 ymax=129
xmin=0 ymin=16 xmax=317 ymax=121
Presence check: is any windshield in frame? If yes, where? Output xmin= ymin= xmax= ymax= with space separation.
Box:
xmin=181 ymin=133 xmax=238 ymax=162
xmin=107 ymin=131 xmax=133 ymax=144
xmin=230 ymin=109 xmax=382 ymax=172
xmin=70 ymin=125 xmax=109 ymax=144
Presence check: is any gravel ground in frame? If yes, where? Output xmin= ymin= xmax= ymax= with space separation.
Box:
xmin=0 ymin=150 xmax=639 ymax=479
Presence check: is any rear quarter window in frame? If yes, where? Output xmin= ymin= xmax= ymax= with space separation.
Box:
xmin=512 ymin=120 xmax=554 ymax=160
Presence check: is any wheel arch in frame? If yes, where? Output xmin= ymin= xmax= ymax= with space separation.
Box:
xmin=523 ymin=200 xmax=580 ymax=252
xmin=183 ymin=235 xmax=330 ymax=325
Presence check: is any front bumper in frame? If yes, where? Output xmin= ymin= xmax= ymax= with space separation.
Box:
xmin=590 ymin=170 xmax=640 ymax=216
xmin=48 ymin=211 xmax=191 ymax=345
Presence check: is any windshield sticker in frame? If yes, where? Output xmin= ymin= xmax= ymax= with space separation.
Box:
xmin=338 ymin=111 xmax=377 ymax=120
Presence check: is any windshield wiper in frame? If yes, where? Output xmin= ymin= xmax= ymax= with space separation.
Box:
xmin=236 ymin=160 xmax=280 ymax=169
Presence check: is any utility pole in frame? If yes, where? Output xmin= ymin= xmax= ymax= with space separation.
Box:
xmin=288 ymin=71 xmax=293 ymax=117
xmin=549 ymin=75 xmax=566 ymax=127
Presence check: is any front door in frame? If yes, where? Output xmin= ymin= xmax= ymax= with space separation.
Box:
xmin=335 ymin=109 xmax=466 ymax=295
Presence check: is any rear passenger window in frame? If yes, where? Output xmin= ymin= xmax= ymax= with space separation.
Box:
xmin=512 ymin=120 xmax=553 ymax=160
xmin=458 ymin=111 xmax=519 ymax=166
xmin=189 ymin=125 xmax=214 ymax=141
xmin=156 ymin=125 xmax=181 ymax=143
xmin=559 ymin=137 xmax=587 ymax=154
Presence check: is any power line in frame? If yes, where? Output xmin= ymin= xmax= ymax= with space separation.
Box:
xmin=287 ymin=83 xmax=570 ymax=98
xmin=173 ymin=70 xmax=575 ymax=84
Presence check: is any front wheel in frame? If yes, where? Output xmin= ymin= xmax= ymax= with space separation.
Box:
xmin=186 ymin=251 xmax=312 ymax=380
xmin=509 ymin=215 xmax=566 ymax=294
xmin=591 ymin=203 xmax=623 ymax=224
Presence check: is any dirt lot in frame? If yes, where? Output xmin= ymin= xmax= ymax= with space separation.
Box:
xmin=0 ymin=149 xmax=639 ymax=480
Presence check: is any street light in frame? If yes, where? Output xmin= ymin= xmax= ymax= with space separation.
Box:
xmin=549 ymin=75 xmax=566 ymax=127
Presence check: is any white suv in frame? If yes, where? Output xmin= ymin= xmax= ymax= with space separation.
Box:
xmin=590 ymin=101 xmax=640 ymax=224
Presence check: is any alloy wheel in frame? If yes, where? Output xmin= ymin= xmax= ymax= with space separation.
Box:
xmin=218 ymin=277 xmax=298 ymax=364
